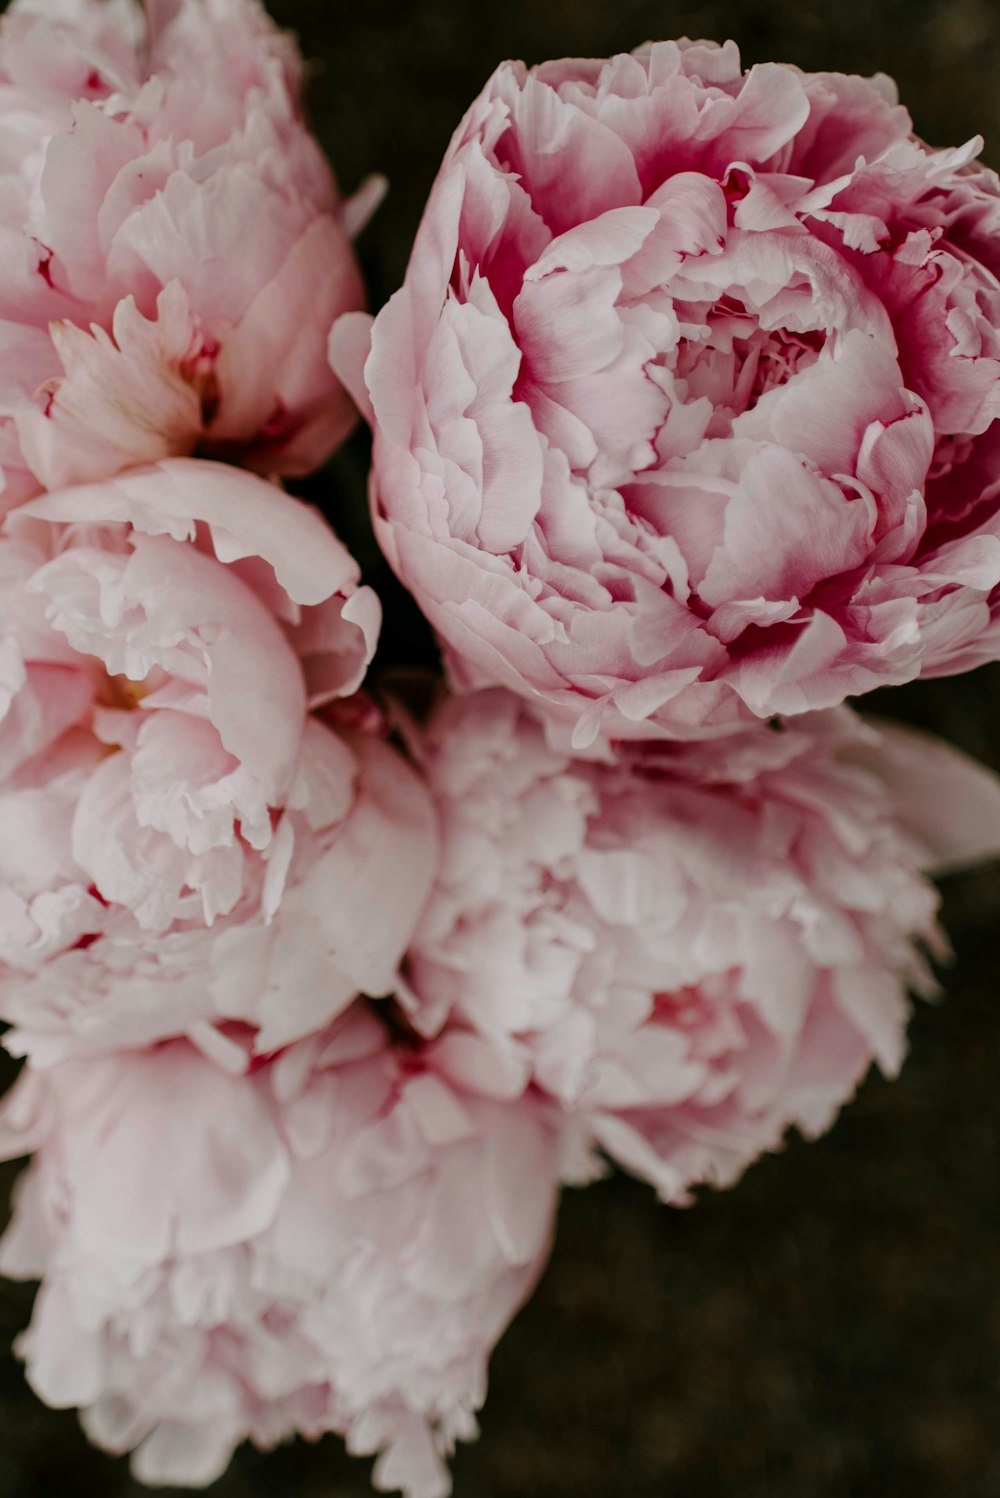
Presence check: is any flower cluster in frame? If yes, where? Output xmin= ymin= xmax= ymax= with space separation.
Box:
xmin=2 ymin=14 xmax=1000 ymax=1498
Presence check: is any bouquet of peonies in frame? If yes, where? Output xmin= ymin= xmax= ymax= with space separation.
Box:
xmin=2 ymin=5 xmax=1000 ymax=1495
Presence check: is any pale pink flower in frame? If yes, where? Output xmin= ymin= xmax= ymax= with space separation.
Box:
xmin=0 ymin=1005 xmax=559 ymax=1498
xmin=0 ymin=0 xmax=369 ymax=504
xmin=334 ymin=42 xmax=1000 ymax=750
xmin=399 ymin=689 xmax=1000 ymax=1201
xmin=0 ymin=459 xmax=439 ymax=1061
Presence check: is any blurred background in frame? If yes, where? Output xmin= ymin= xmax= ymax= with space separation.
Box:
xmin=2 ymin=1 xmax=1000 ymax=1494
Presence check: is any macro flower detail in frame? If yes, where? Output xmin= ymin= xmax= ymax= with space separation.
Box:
xmin=398 ymin=689 xmax=1000 ymax=1200
xmin=338 ymin=41 xmax=1000 ymax=749
xmin=1 ymin=11 xmax=1000 ymax=1498
xmin=0 ymin=1006 xmax=559 ymax=1498
xmin=0 ymin=0 xmax=369 ymax=503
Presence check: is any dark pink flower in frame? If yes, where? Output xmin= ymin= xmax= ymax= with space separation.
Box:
xmin=337 ymin=42 xmax=1000 ymax=750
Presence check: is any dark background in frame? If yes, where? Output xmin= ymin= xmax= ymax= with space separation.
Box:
xmin=3 ymin=1 xmax=1000 ymax=1495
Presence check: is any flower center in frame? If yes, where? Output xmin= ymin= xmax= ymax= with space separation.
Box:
xmin=99 ymin=669 xmax=167 ymax=711
xmin=673 ymin=298 xmax=826 ymax=434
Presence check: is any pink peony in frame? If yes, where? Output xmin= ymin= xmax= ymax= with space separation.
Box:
xmin=0 ymin=0 xmax=370 ymax=503
xmin=335 ymin=41 xmax=1000 ymax=749
xmin=0 ymin=1005 xmax=559 ymax=1498
xmin=0 ymin=458 xmax=436 ymax=1062
xmin=397 ymin=689 xmax=1000 ymax=1201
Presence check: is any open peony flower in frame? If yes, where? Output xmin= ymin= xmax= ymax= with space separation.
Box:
xmin=0 ymin=458 xmax=436 ymax=1062
xmin=0 ymin=0 xmax=370 ymax=503
xmin=335 ymin=41 xmax=1000 ymax=750
xmin=397 ymin=689 xmax=1000 ymax=1201
xmin=0 ymin=1005 xmax=559 ymax=1498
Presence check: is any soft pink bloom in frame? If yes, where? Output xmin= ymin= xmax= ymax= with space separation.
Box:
xmin=0 ymin=0 xmax=369 ymax=504
xmin=398 ymin=689 xmax=1000 ymax=1200
xmin=0 ymin=459 xmax=436 ymax=1061
xmin=0 ymin=1005 xmax=559 ymax=1498
xmin=335 ymin=42 xmax=1000 ymax=750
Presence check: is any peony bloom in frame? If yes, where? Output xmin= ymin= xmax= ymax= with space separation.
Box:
xmin=0 ymin=458 xmax=436 ymax=1062
xmin=336 ymin=41 xmax=1000 ymax=750
xmin=397 ymin=689 xmax=1000 ymax=1201
xmin=0 ymin=1005 xmax=559 ymax=1498
xmin=0 ymin=0 xmax=369 ymax=503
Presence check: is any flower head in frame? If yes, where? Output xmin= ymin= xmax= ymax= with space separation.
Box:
xmin=0 ymin=0 xmax=368 ymax=501
xmin=339 ymin=43 xmax=1000 ymax=749
xmin=399 ymin=688 xmax=1000 ymax=1200
xmin=0 ymin=460 xmax=436 ymax=1064
xmin=0 ymin=1006 xmax=559 ymax=1498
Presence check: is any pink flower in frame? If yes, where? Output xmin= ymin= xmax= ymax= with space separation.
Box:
xmin=398 ymin=689 xmax=1000 ymax=1201
xmin=0 ymin=1005 xmax=559 ymax=1498
xmin=0 ymin=0 xmax=370 ymax=503
xmin=0 ymin=459 xmax=436 ymax=1061
xmin=335 ymin=42 xmax=1000 ymax=750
